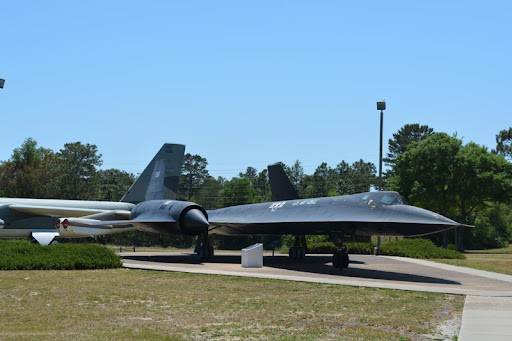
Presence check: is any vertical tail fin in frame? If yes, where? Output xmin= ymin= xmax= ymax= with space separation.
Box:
xmin=267 ymin=163 xmax=299 ymax=201
xmin=144 ymin=159 xmax=166 ymax=201
xmin=121 ymin=143 xmax=185 ymax=204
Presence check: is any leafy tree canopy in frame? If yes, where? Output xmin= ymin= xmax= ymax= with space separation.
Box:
xmin=58 ymin=142 xmax=103 ymax=200
xmin=388 ymin=132 xmax=512 ymax=223
xmin=179 ymin=153 xmax=209 ymax=201
xmin=495 ymin=127 xmax=512 ymax=160
xmin=385 ymin=123 xmax=434 ymax=167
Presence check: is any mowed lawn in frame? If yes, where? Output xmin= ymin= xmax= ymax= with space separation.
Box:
xmin=437 ymin=245 xmax=512 ymax=276
xmin=0 ymin=269 xmax=462 ymax=340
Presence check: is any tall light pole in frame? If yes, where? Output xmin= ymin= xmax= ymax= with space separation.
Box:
xmin=374 ymin=101 xmax=386 ymax=251
xmin=377 ymin=101 xmax=386 ymax=191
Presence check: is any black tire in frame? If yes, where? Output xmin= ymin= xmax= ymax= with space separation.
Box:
xmin=341 ymin=253 xmax=350 ymax=268
xmin=332 ymin=253 xmax=341 ymax=268
xmin=289 ymin=247 xmax=297 ymax=259
xmin=198 ymin=247 xmax=205 ymax=260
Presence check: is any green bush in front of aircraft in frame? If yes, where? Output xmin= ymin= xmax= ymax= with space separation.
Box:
xmin=307 ymin=239 xmax=464 ymax=259
xmin=0 ymin=240 xmax=122 ymax=270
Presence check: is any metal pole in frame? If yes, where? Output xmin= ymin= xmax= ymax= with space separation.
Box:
xmin=377 ymin=105 xmax=385 ymax=250
xmin=379 ymin=109 xmax=383 ymax=191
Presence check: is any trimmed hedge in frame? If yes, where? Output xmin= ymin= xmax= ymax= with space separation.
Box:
xmin=308 ymin=239 xmax=465 ymax=259
xmin=380 ymin=239 xmax=464 ymax=259
xmin=308 ymin=242 xmax=376 ymax=254
xmin=346 ymin=242 xmax=377 ymax=255
xmin=0 ymin=240 xmax=122 ymax=270
xmin=308 ymin=242 xmax=338 ymax=254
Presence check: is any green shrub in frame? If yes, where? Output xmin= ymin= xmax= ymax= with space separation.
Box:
xmin=308 ymin=242 xmax=376 ymax=254
xmin=0 ymin=240 xmax=122 ymax=270
xmin=308 ymin=239 xmax=464 ymax=259
xmin=346 ymin=242 xmax=377 ymax=254
xmin=379 ymin=238 xmax=464 ymax=259
xmin=466 ymin=203 xmax=512 ymax=249
xmin=308 ymin=242 xmax=338 ymax=254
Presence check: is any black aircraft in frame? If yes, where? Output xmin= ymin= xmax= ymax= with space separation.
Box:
xmin=80 ymin=164 xmax=465 ymax=269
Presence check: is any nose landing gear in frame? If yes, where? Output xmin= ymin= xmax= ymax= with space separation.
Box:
xmin=332 ymin=247 xmax=350 ymax=269
xmin=330 ymin=233 xmax=350 ymax=269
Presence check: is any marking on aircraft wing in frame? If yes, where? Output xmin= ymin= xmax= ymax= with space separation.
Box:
xmin=292 ymin=199 xmax=318 ymax=206
xmin=269 ymin=202 xmax=286 ymax=211
xmin=154 ymin=171 xmax=161 ymax=178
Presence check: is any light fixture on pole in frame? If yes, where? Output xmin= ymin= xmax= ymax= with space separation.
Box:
xmin=0 ymin=79 xmax=5 ymax=89
xmin=376 ymin=101 xmax=386 ymax=191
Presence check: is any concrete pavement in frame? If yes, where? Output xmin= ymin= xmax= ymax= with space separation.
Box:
xmin=459 ymin=296 xmax=512 ymax=341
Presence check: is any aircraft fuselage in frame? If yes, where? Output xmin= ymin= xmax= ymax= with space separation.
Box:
xmin=207 ymin=191 xmax=459 ymax=237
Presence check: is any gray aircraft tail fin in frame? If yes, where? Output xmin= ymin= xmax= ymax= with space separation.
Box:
xmin=121 ymin=143 xmax=185 ymax=204
xmin=144 ymin=159 xmax=166 ymax=201
xmin=267 ymin=163 xmax=299 ymax=201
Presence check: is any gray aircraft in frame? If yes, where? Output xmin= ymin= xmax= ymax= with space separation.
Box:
xmin=0 ymin=143 xmax=185 ymax=244
xmin=74 ymin=164 xmax=466 ymax=269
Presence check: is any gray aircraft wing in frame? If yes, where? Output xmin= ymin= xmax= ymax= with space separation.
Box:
xmin=8 ymin=204 xmax=114 ymax=217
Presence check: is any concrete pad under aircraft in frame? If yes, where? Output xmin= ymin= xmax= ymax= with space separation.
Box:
xmin=120 ymin=251 xmax=512 ymax=297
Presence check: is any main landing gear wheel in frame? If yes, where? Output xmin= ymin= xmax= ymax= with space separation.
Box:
xmin=332 ymin=249 xmax=349 ymax=269
xmin=197 ymin=244 xmax=214 ymax=260
xmin=329 ymin=233 xmax=350 ymax=269
xmin=288 ymin=246 xmax=306 ymax=260
xmin=288 ymin=235 xmax=307 ymax=260
xmin=196 ymin=232 xmax=214 ymax=261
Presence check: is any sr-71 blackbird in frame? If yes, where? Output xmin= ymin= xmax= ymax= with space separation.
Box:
xmin=72 ymin=163 xmax=466 ymax=269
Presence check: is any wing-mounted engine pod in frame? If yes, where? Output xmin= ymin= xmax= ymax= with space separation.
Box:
xmin=179 ymin=205 xmax=209 ymax=235
xmin=129 ymin=200 xmax=209 ymax=235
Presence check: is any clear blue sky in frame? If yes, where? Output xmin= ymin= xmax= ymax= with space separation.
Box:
xmin=1 ymin=1 xmax=510 ymax=179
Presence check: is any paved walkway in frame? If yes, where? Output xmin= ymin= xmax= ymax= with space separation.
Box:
xmin=120 ymin=251 xmax=512 ymax=339
xmin=459 ymin=296 xmax=512 ymax=341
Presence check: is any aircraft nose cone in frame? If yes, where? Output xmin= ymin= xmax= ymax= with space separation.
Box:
xmin=182 ymin=208 xmax=209 ymax=232
xmin=386 ymin=205 xmax=459 ymax=225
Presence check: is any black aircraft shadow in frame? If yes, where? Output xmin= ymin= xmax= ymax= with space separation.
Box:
xmin=122 ymin=253 xmax=461 ymax=286
xmin=263 ymin=255 xmax=460 ymax=285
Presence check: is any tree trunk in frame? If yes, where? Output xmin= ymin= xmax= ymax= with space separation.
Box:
xmin=456 ymin=202 xmax=467 ymax=252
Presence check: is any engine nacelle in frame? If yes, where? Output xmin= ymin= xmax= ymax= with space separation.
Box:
xmin=130 ymin=200 xmax=209 ymax=235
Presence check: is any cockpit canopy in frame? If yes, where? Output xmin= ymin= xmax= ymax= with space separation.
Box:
xmin=347 ymin=191 xmax=406 ymax=206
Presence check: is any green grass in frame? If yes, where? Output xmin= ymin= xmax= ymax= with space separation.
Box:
xmin=434 ymin=245 xmax=512 ymax=275
xmin=0 ymin=269 xmax=463 ymax=340
xmin=0 ymin=240 xmax=122 ymax=270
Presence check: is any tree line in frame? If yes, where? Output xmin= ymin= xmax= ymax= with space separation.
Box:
xmin=1 ymin=125 xmax=512 ymax=250
xmin=0 ymin=138 xmax=134 ymax=201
